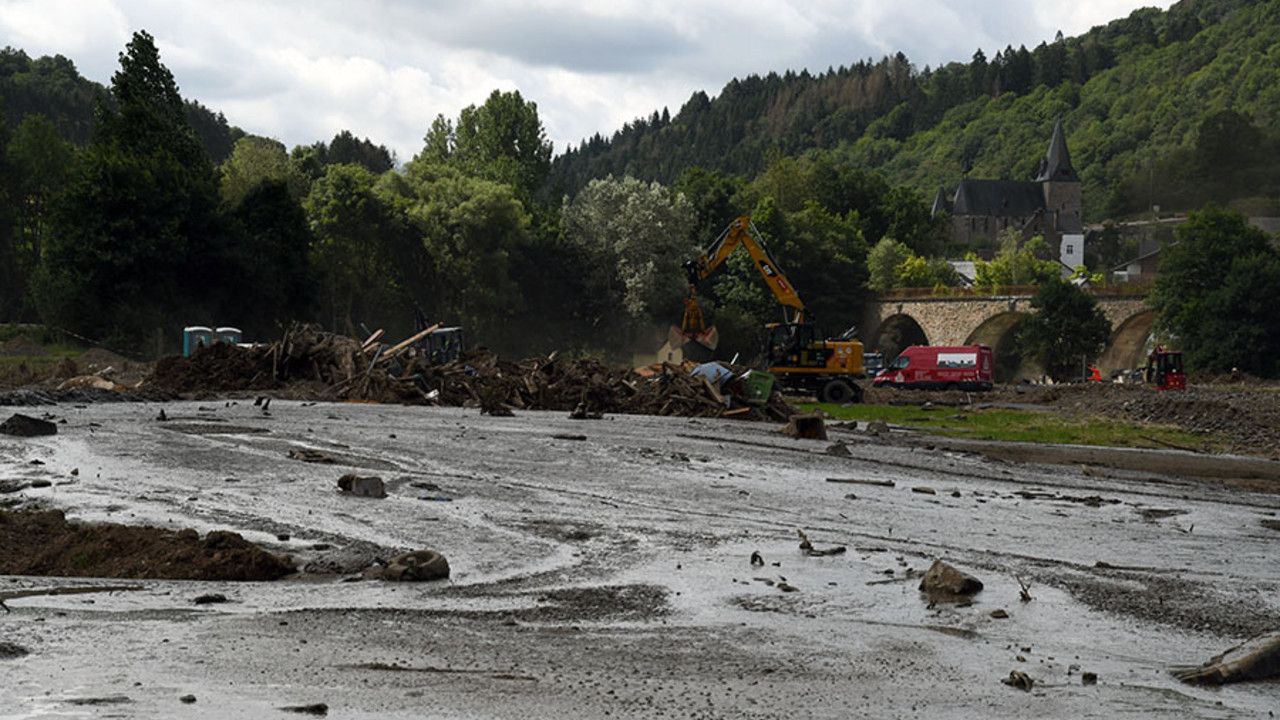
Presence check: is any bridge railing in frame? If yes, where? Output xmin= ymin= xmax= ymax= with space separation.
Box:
xmin=878 ymin=282 xmax=1153 ymax=299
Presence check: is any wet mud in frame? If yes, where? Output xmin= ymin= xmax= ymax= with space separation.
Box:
xmin=1 ymin=400 xmax=1278 ymax=718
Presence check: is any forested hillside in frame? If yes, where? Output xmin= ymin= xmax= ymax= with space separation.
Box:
xmin=550 ymin=0 xmax=1280 ymax=221
xmin=3 ymin=0 xmax=1280 ymax=375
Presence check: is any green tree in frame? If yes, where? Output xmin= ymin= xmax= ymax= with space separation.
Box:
xmin=418 ymin=90 xmax=552 ymax=201
xmin=752 ymin=200 xmax=867 ymax=336
xmin=304 ymin=163 xmax=412 ymax=335
xmin=1190 ymin=253 xmax=1280 ymax=377
xmin=897 ymin=255 xmax=960 ymax=289
xmin=383 ymin=160 xmax=534 ymax=350
xmin=327 ymin=130 xmax=394 ymax=173
xmin=8 ymin=113 xmax=73 ymax=256
xmin=867 ymin=237 xmax=911 ymax=291
xmin=1018 ymin=277 xmax=1111 ymax=381
xmin=1149 ymin=205 xmax=1280 ymax=376
xmin=972 ymin=232 xmax=1060 ymax=290
xmin=222 ymin=180 xmax=315 ymax=338
xmin=0 ymin=104 xmax=17 ymax=319
xmin=35 ymin=31 xmax=222 ymax=349
xmin=673 ymin=166 xmax=743 ymax=243
xmin=220 ymin=136 xmax=306 ymax=207
xmin=561 ymin=175 xmax=696 ymax=354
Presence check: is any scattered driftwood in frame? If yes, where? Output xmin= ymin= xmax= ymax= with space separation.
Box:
xmin=1172 ymin=630 xmax=1280 ymax=685
xmin=797 ymin=529 xmax=847 ymax=557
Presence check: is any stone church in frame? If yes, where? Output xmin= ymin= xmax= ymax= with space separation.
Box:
xmin=932 ymin=119 xmax=1085 ymax=270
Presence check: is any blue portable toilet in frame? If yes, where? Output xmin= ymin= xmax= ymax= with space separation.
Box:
xmin=183 ymin=326 xmax=213 ymax=356
xmin=215 ymin=327 xmax=243 ymax=346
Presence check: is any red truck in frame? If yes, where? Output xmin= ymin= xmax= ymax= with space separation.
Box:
xmin=872 ymin=345 xmax=994 ymax=391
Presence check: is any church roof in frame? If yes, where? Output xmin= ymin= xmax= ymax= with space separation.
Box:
xmin=931 ymin=184 xmax=952 ymax=215
xmin=1034 ymin=118 xmax=1079 ymax=182
xmin=952 ymin=179 xmax=1046 ymax=217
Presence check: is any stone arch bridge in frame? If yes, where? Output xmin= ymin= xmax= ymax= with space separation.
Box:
xmin=860 ymin=293 xmax=1153 ymax=382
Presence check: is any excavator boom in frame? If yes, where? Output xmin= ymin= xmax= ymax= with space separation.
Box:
xmin=684 ymin=217 xmax=806 ymax=324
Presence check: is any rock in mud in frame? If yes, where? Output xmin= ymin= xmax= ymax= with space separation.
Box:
xmin=919 ymin=559 xmax=984 ymax=599
xmin=780 ymin=411 xmax=827 ymax=440
xmin=1001 ymin=669 xmax=1034 ymax=691
xmin=337 ymin=474 xmax=386 ymax=499
xmin=279 ymin=702 xmax=328 ymax=715
xmin=0 ymin=413 xmax=57 ymax=437
xmin=0 ymin=642 xmax=30 ymax=659
xmin=369 ymin=549 xmax=450 ymax=581
xmin=1172 ymin=629 xmax=1280 ymax=685
xmin=826 ymin=441 xmax=851 ymax=456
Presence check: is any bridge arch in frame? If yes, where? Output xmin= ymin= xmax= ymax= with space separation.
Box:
xmin=964 ymin=311 xmax=1030 ymax=382
xmin=1099 ymin=310 xmax=1157 ymax=375
xmin=868 ymin=314 xmax=928 ymax=359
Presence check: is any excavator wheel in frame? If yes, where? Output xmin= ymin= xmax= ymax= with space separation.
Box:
xmin=820 ymin=379 xmax=861 ymax=404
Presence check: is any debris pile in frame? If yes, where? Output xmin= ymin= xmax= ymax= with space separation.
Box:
xmin=145 ymin=324 xmax=797 ymax=421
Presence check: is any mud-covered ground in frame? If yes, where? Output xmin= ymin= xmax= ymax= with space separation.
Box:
xmin=2 ymin=399 xmax=1279 ymax=718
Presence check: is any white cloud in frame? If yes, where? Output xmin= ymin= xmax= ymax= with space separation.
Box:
xmin=0 ymin=0 xmax=1176 ymax=161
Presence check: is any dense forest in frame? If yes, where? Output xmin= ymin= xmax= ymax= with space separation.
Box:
xmin=551 ymin=0 xmax=1280 ymax=221
xmin=2 ymin=0 xmax=1279 ymax=374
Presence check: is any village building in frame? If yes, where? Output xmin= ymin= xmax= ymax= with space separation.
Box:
xmin=932 ymin=119 xmax=1085 ymax=272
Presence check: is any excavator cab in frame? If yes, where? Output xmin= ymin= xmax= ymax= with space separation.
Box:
xmin=766 ymin=322 xmax=816 ymax=367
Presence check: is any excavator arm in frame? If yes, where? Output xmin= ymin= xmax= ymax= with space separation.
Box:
xmin=679 ymin=217 xmax=806 ymax=347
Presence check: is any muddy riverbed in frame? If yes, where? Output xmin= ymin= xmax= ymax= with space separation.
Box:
xmin=2 ymin=400 xmax=1279 ymax=718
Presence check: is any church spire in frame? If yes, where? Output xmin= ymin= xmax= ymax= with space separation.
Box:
xmin=1035 ymin=118 xmax=1078 ymax=182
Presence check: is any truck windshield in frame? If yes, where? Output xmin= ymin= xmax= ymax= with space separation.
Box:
xmin=890 ymin=356 xmax=910 ymax=370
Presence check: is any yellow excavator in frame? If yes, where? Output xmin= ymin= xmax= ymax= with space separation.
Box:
xmin=674 ymin=216 xmax=866 ymax=403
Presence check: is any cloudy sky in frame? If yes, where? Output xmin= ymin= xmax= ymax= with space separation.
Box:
xmin=2 ymin=0 xmax=1175 ymax=162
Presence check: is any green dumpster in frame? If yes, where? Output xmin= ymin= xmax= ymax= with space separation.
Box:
xmin=742 ymin=370 xmax=775 ymax=405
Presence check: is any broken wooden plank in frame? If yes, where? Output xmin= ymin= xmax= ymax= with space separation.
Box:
xmin=360 ymin=328 xmax=385 ymax=352
xmin=698 ymin=375 xmax=724 ymax=407
xmin=826 ymin=477 xmax=896 ymax=487
xmin=378 ymin=323 xmax=442 ymax=363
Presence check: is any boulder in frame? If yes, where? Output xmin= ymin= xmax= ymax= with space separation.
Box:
xmin=377 ymin=550 xmax=450 ymax=581
xmin=0 ymin=414 xmax=57 ymax=437
xmin=337 ymin=474 xmax=386 ymax=499
xmin=918 ymin=559 xmax=984 ymax=599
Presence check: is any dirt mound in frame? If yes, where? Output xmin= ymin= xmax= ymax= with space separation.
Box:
xmin=149 ymin=341 xmax=273 ymax=394
xmin=1053 ymin=383 xmax=1280 ymax=457
xmin=0 ymin=509 xmax=296 ymax=581
xmin=76 ymin=348 xmax=134 ymax=371
xmin=143 ymin=324 xmax=796 ymax=421
xmin=0 ymin=336 xmax=48 ymax=357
